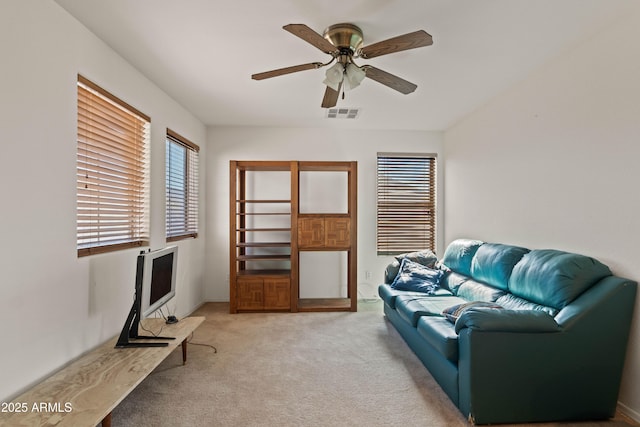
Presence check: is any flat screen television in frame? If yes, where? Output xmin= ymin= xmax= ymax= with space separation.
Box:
xmin=115 ymin=246 xmax=178 ymax=349
xmin=141 ymin=246 xmax=177 ymax=317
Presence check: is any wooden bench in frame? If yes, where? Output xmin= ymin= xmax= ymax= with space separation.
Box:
xmin=0 ymin=316 xmax=205 ymax=427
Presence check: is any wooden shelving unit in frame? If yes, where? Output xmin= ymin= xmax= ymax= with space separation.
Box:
xmin=230 ymin=161 xmax=294 ymax=313
xmin=229 ymin=160 xmax=357 ymax=313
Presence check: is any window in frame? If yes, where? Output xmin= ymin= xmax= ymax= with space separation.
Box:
xmin=376 ymin=153 xmax=436 ymax=255
xmin=76 ymin=75 xmax=150 ymax=257
xmin=166 ymin=129 xmax=199 ymax=241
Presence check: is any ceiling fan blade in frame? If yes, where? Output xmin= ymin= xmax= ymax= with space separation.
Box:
xmin=283 ymin=24 xmax=337 ymax=55
xmin=364 ymin=66 xmax=417 ymax=94
xmin=360 ymin=30 xmax=433 ymax=59
xmin=252 ymin=62 xmax=322 ymax=80
xmin=321 ymin=83 xmax=341 ymax=108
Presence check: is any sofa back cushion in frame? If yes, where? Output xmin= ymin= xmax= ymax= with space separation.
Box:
xmin=441 ymin=239 xmax=484 ymax=277
xmin=470 ymin=243 xmax=529 ymax=291
xmin=440 ymin=271 xmax=469 ymax=294
xmin=509 ymin=249 xmax=612 ymax=310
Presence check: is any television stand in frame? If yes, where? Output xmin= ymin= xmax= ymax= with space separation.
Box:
xmin=3 ymin=316 xmax=204 ymax=427
xmin=115 ymin=295 xmax=178 ymax=348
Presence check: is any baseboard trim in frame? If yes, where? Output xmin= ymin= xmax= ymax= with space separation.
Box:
xmin=618 ymin=401 xmax=640 ymax=425
xmin=186 ymin=301 xmax=209 ymax=316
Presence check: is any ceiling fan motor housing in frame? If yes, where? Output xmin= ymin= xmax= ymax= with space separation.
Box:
xmin=323 ymin=23 xmax=363 ymax=54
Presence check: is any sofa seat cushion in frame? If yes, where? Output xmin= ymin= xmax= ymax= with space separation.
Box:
xmin=395 ymin=295 xmax=466 ymax=327
xmin=379 ymin=284 xmax=450 ymax=309
xmin=495 ymin=293 xmax=558 ymax=317
xmin=416 ymin=316 xmax=459 ymax=363
xmin=456 ymin=279 xmax=506 ymax=302
xmin=442 ymin=301 xmax=504 ymax=323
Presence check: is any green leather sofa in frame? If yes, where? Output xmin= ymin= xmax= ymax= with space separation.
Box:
xmin=378 ymin=238 xmax=637 ymax=424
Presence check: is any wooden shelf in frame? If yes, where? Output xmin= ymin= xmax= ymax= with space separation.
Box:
xmin=236 ymin=242 xmax=290 ymax=247
xmin=297 ymin=298 xmax=353 ymax=312
xmin=237 ymin=199 xmax=291 ymax=203
xmin=237 ymin=228 xmax=291 ymax=232
xmin=237 ymin=269 xmax=290 ymax=276
xmin=237 ymin=212 xmax=290 ymax=216
xmin=233 ymin=160 xmax=292 ymax=171
xmin=236 ymin=254 xmax=291 ymax=261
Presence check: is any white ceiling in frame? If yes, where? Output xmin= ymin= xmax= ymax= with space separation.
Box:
xmin=55 ymin=0 xmax=635 ymax=131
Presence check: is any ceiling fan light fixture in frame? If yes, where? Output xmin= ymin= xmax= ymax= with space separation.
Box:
xmin=343 ymin=63 xmax=366 ymax=91
xmin=323 ymin=62 xmax=344 ymax=91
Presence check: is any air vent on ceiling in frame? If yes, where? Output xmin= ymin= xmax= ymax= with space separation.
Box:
xmin=326 ymin=108 xmax=360 ymax=119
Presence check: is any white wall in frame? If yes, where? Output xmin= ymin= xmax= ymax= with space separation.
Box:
xmin=444 ymin=7 xmax=640 ymax=419
xmin=205 ymin=127 xmax=444 ymax=302
xmin=0 ymin=0 xmax=206 ymax=401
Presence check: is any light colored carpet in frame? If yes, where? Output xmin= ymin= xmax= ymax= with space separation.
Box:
xmin=112 ymin=301 xmax=635 ymax=427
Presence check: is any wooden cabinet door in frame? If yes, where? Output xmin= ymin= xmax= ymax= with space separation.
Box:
xmin=298 ymin=218 xmax=325 ymax=248
xmin=325 ymin=218 xmax=350 ymax=248
xmin=299 ymin=217 xmax=350 ymax=249
xmin=237 ymin=278 xmax=263 ymax=310
xmin=264 ymin=278 xmax=291 ymax=310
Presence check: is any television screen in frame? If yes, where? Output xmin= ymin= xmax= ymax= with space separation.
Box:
xmin=141 ymin=246 xmax=178 ymax=318
xmin=149 ymin=252 xmax=174 ymax=306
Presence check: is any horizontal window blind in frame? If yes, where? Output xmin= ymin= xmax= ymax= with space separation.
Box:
xmin=377 ymin=154 xmax=436 ymax=255
xmin=77 ymin=75 xmax=150 ymax=256
xmin=166 ymin=129 xmax=199 ymax=241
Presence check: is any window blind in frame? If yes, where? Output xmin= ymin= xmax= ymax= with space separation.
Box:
xmin=77 ymin=75 xmax=150 ymax=256
xmin=166 ymin=129 xmax=199 ymax=241
xmin=376 ymin=154 xmax=436 ymax=255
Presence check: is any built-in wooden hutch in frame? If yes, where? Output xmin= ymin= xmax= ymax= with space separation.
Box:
xmin=229 ymin=160 xmax=357 ymax=313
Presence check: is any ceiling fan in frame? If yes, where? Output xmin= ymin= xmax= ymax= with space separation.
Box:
xmin=251 ymin=23 xmax=433 ymax=108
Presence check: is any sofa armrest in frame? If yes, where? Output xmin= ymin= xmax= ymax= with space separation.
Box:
xmin=456 ymin=278 xmax=636 ymax=424
xmin=454 ymin=309 xmax=560 ymax=334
